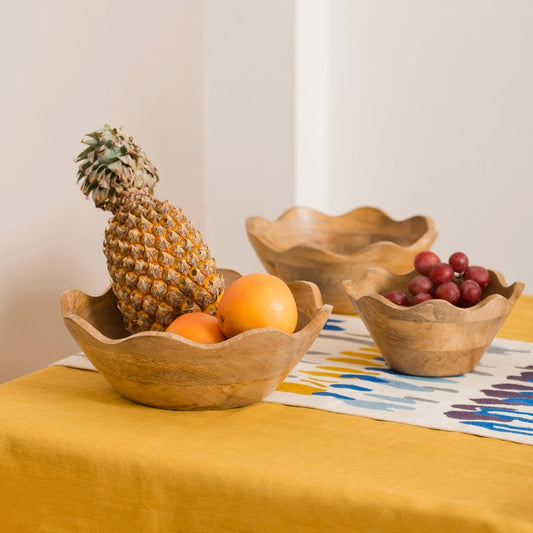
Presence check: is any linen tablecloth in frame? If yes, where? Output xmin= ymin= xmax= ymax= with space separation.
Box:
xmin=1 ymin=296 xmax=532 ymax=532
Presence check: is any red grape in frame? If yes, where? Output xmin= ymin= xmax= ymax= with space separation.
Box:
xmin=412 ymin=292 xmax=433 ymax=305
xmin=384 ymin=290 xmax=410 ymax=306
xmin=449 ymin=252 xmax=469 ymax=274
xmin=414 ymin=251 xmax=440 ymax=276
xmin=434 ymin=281 xmax=461 ymax=304
xmin=459 ymin=279 xmax=482 ymax=306
xmin=429 ymin=262 xmax=455 ymax=286
xmin=386 ymin=249 xmax=492 ymax=308
xmin=408 ymin=275 xmax=434 ymax=296
xmin=464 ymin=265 xmax=490 ymax=289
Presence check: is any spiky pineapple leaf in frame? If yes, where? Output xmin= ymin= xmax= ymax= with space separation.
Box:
xmin=76 ymin=125 xmax=159 ymax=212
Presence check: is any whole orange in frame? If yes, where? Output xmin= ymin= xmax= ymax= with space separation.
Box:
xmin=166 ymin=312 xmax=227 ymax=343
xmin=216 ymin=273 xmax=298 ymax=338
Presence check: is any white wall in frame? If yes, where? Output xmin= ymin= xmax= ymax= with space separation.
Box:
xmin=202 ymin=0 xmax=295 ymax=275
xmin=0 ymin=1 xmax=207 ymax=382
xmin=327 ymin=1 xmax=533 ymax=288
xmin=1 ymin=1 xmax=531 ymax=384
xmin=295 ymin=0 xmax=330 ymax=212
xmin=0 ymin=0 xmax=295 ymax=383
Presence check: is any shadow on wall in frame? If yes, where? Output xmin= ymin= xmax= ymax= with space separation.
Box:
xmin=0 ymin=263 xmax=105 ymax=385
xmin=0 ymin=283 xmax=77 ymax=384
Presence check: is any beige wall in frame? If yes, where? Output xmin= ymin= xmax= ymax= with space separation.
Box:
xmin=0 ymin=1 xmax=201 ymax=383
xmin=0 ymin=0 xmax=294 ymax=383
xmin=1 ymin=1 xmax=531 ymax=384
xmin=202 ymin=0 xmax=295 ymax=275
xmin=328 ymin=1 xmax=533 ymax=288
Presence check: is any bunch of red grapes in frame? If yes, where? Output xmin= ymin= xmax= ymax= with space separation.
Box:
xmin=384 ymin=251 xmax=491 ymax=308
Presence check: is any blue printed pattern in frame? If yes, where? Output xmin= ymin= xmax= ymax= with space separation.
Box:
xmin=266 ymin=315 xmax=533 ymax=445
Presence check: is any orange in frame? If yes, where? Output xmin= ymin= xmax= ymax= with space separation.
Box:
xmin=216 ymin=273 xmax=298 ymax=338
xmin=166 ymin=312 xmax=227 ymax=343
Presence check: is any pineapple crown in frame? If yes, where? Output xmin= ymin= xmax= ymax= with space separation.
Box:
xmin=76 ymin=124 xmax=159 ymax=212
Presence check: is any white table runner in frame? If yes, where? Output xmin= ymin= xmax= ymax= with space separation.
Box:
xmin=53 ymin=314 xmax=533 ymax=445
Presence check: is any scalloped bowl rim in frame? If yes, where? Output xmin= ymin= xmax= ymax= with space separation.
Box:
xmin=62 ymin=286 xmax=333 ymax=353
xmin=343 ymin=267 xmax=524 ymax=316
xmin=246 ymin=205 xmax=437 ymax=261
xmin=65 ymin=308 xmax=323 ymax=349
xmin=355 ymin=291 xmax=518 ymax=315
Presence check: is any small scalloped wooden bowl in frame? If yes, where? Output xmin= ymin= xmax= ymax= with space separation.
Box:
xmin=343 ymin=268 xmax=525 ymax=377
xmin=60 ymin=270 xmax=332 ymax=410
xmin=246 ymin=206 xmax=437 ymax=314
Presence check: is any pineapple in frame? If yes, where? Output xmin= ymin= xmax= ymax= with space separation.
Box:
xmin=76 ymin=124 xmax=224 ymax=334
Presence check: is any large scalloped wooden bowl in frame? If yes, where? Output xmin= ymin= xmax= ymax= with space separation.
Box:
xmin=343 ymin=268 xmax=525 ymax=377
xmin=61 ymin=270 xmax=332 ymax=410
xmin=246 ymin=206 xmax=437 ymax=314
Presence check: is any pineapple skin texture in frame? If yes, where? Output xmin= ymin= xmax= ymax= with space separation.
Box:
xmin=105 ymin=196 xmax=225 ymax=333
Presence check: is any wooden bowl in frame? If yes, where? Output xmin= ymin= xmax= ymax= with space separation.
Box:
xmin=343 ymin=268 xmax=525 ymax=377
xmin=246 ymin=206 xmax=437 ymax=314
xmin=60 ymin=270 xmax=332 ymax=410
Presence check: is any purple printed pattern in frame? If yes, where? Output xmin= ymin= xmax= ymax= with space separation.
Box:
xmin=445 ymin=367 xmax=533 ymax=437
xmin=265 ymin=315 xmax=533 ymax=445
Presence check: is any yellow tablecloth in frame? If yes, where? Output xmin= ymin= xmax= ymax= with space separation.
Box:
xmin=1 ymin=296 xmax=532 ymax=532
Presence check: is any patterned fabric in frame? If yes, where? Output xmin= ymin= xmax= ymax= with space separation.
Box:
xmin=265 ymin=315 xmax=533 ymax=445
xmin=53 ymin=314 xmax=533 ymax=445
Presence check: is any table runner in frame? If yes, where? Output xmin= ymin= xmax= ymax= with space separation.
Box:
xmin=53 ymin=314 xmax=533 ymax=445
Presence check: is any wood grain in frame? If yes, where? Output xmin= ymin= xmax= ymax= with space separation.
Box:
xmin=343 ymin=268 xmax=525 ymax=377
xmin=60 ymin=270 xmax=332 ymax=410
xmin=246 ymin=206 xmax=437 ymax=314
